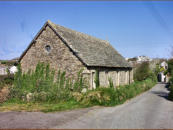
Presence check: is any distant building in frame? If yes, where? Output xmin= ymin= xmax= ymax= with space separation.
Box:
xmin=9 ymin=66 xmax=18 ymax=74
xmin=0 ymin=66 xmax=8 ymax=75
xmin=160 ymin=61 xmax=168 ymax=70
xmin=136 ymin=56 xmax=152 ymax=63
xmin=0 ymin=60 xmax=18 ymax=75
xmin=158 ymin=72 xmax=167 ymax=82
xmin=126 ymin=56 xmax=151 ymax=68
xmin=158 ymin=61 xmax=168 ymax=83
xmin=149 ymin=58 xmax=163 ymax=72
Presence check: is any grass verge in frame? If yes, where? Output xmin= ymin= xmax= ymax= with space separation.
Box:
xmin=0 ymin=99 xmax=88 ymax=112
xmin=0 ymin=78 xmax=156 ymax=112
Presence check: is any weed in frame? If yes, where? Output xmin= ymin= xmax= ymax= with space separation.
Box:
xmin=9 ymin=62 xmax=87 ymax=103
xmin=108 ymin=78 xmax=114 ymax=88
xmin=76 ymin=78 xmax=156 ymax=107
xmin=94 ymin=69 xmax=100 ymax=88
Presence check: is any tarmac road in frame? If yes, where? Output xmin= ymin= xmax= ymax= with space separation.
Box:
xmin=0 ymin=83 xmax=173 ymax=129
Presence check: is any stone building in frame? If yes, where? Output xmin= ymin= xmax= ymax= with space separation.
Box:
xmin=19 ymin=20 xmax=133 ymax=89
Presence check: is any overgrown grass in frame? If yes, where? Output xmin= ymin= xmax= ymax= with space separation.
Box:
xmin=0 ymin=99 xmax=87 ymax=112
xmin=0 ymin=74 xmax=14 ymax=91
xmin=0 ymin=62 xmax=157 ymax=112
xmin=72 ymin=78 xmax=156 ymax=107
xmin=0 ymin=78 xmax=156 ymax=112
xmin=9 ymin=63 xmax=87 ymax=103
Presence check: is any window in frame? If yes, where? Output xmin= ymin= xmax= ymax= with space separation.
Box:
xmin=45 ymin=45 xmax=51 ymax=52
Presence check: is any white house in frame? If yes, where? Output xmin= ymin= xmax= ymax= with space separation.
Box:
xmin=136 ymin=56 xmax=152 ymax=63
xmin=0 ymin=66 xmax=8 ymax=75
xmin=158 ymin=72 xmax=166 ymax=82
xmin=160 ymin=61 xmax=168 ymax=70
xmin=0 ymin=65 xmax=18 ymax=75
xmin=9 ymin=66 xmax=18 ymax=74
xmin=158 ymin=61 xmax=168 ymax=83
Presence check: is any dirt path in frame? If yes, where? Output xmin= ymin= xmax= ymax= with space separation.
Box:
xmin=0 ymin=83 xmax=173 ymax=129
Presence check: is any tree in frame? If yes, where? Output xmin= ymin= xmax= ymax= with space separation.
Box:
xmin=168 ymin=59 xmax=173 ymax=76
xmin=168 ymin=46 xmax=173 ymax=100
xmin=134 ymin=62 xmax=151 ymax=81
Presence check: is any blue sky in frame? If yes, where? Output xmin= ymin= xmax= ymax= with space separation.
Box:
xmin=0 ymin=1 xmax=173 ymax=60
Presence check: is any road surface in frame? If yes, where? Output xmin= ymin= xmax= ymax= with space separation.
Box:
xmin=0 ymin=83 xmax=173 ymax=129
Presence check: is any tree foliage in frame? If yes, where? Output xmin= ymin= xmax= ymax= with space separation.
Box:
xmin=168 ymin=59 xmax=173 ymax=76
xmin=134 ymin=62 xmax=156 ymax=81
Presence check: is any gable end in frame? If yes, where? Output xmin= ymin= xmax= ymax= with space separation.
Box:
xmin=19 ymin=21 xmax=87 ymax=67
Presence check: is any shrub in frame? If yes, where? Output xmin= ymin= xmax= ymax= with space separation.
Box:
xmin=1 ymin=61 xmax=7 ymax=64
xmin=1 ymin=60 xmax=18 ymax=66
xmin=154 ymin=64 xmax=160 ymax=76
xmin=168 ymin=59 xmax=173 ymax=100
xmin=9 ymin=62 xmax=87 ymax=103
xmin=73 ymin=78 xmax=156 ymax=106
xmin=6 ymin=62 xmax=157 ymax=109
xmin=73 ymin=88 xmax=112 ymax=106
xmin=0 ymin=74 xmax=14 ymax=91
xmin=168 ymin=59 xmax=173 ymax=75
xmin=73 ymin=69 xmax=87 ymax=92
xmin=168 ymin=73 xmax=173 ymax=100
xmin=168 ymin=84 xmax=173 ymax=101
xmin=134 ymin=62 xmax=156 ymax=81
xmin=0 ymin=74 xmax=14 ymax=83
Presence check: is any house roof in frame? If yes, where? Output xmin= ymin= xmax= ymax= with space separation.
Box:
xmin=19 ymin=20 xmax=131 ymax=68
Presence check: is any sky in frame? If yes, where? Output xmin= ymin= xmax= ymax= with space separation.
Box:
xmin=0 ymin=1 xmax=173 ymax=60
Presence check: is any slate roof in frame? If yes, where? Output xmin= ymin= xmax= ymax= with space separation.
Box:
xmin=19 ymin=20 xmax=131 ymax=68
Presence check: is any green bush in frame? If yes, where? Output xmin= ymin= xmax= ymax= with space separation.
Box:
xmin=1 ymin=60 xmax=18 ymax=66
xmin=168 ymin=59 xmax=173 ymax=75
xmin=0 ymin=74 xmax=14 ymax=91
xmin=168 ymin=84 xmax=173 ymax=101
xmin=134 ymin=62 xmax=156 ymax=81
xmin=154 ymin=64 xmax=160 ymax=76
xmin=1 ymin=61 xmax=7 ymax=64
xmin=73 ymin=78 xmax=156 ymax=106
xmin=168 ymin=59 xmax=173 ymax=100
xmin=168 ymin=73 xmax=173 ymax=100
xmin=7 ymin=62 xmax=157 ymax=110
xmin=9 ymin=62 xmax=87 ymax=103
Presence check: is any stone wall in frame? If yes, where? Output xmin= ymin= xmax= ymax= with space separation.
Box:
xmin=130 ymin=69 xmax=133 ymax=83
xmin=20 ymin=25 xmax=87 ymax=78
xmin=89 ymin=67 xmax=133 ymax=88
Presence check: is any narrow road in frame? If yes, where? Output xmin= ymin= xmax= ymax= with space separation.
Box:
xmin=0 ymin=83 xmax=173 ymax=129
